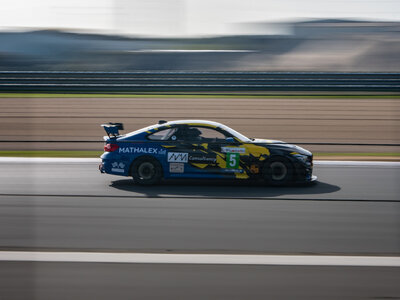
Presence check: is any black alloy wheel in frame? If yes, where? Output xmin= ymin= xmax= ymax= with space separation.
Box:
xmin=263 ymin=157 xmax=293 ymax=186
xmin=131 ymin=157 xmax=163 ymax=185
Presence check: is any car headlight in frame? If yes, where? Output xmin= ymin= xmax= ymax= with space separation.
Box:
xmin=292 ymin=154 xmax=310 ymax=164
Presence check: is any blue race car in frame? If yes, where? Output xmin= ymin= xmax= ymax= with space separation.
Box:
xmin=99 ymin=120 xmax=316 ymax=185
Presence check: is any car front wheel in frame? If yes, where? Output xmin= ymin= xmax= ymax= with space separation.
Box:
xmin=131 ymin=157 xmax=162 ymax=185
xmin=263 ymin=157 xmax=293 ymax=186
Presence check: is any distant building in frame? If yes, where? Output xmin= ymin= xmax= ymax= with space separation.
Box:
xmin=292 ymin=19 xmax=400 ymax=38
xmin=233 ymin=19 xmax=400 ymax=38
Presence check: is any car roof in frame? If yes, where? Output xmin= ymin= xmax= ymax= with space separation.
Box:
xmin=123 ymin=119 xmax=251 ymax=142
xmin=162 ymin=120 xmax=223 ymax=128
xmin=123 ymin=120 xmax=222 ymax=138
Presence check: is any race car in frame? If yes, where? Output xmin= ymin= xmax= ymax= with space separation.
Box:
xmin=99 ymin=120 xmax=316 ymax=185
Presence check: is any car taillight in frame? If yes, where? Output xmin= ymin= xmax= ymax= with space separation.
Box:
xmin=104 ymin=143 xmax=119 ymax=152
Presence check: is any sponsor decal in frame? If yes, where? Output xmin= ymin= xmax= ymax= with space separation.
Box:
xmin=169 ymin=163 xmax=184 ymax=173
xmin=226 ymin=153 xmax=240 ymax=169
xmin=119 ymin=147 xmax=163 ymax=154
xmin=168 ymin=152 xmax=189 ymax=163
xmin=221 ymin=147 xmax=246 ymax=154
xmin=111 ymin=161 xmax=125 ymax=173
xmin=189 ymin=155 xmax=217 ymax=163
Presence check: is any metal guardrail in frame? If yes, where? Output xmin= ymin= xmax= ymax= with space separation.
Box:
xmin=0 ymin=71 xmax=399 ymax=92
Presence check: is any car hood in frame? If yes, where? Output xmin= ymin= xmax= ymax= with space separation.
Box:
xmin=251 ymin=138 xmax=312 ymax=156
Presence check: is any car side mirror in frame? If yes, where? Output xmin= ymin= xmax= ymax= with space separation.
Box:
xmin=225 ymin=137 xmax=236 ymax=144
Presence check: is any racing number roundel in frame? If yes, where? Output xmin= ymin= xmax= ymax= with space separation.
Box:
xmin=226 ymin=153 xmax=239 ymax=169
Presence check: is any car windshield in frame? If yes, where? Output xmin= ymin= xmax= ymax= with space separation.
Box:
xmin=219 ymin=124 xmax=251 ymax=142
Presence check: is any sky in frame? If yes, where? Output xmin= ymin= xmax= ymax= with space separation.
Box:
xmin=0 ymin=0 xmax=399 ymax=36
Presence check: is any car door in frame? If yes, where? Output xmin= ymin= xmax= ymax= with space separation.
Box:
xmin=184 ymin=126 xmax=249 ymax=177
xmin=203 ymin=128 xmax=261 ymax=178
xmin=160 ymin=125 xmax=222 ymax=176
xmin=159 ymin=125 xmax=204 ymax=177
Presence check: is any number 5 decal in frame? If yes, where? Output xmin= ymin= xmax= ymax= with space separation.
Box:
xmin=226 ymin=153 xmax=239 ymax=169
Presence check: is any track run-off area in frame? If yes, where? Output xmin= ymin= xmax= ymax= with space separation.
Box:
xmin=1 ymin=96 xmax=399 ymax=154
xmin=0 ymin=158 xmax=399 ymax=299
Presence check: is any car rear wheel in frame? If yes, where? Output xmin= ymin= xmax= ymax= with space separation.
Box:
xmin=263 ymin=157 xmax=293 ymax=186
xmin=131 ymin=157 xmax=162 ymax=185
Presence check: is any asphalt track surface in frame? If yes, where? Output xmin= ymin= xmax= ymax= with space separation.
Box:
xmin=1 ymin=159 xmax=399 ymax=299
xmin=1 ymin=159 xmax=399 ymax=253
xmin=1 ymin=262 xmax=399 ymax=300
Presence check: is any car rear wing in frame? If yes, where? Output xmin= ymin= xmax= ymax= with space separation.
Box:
xmin=101 ymin=123 xmax=124 ymax=138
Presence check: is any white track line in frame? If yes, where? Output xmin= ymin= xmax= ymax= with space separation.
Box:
xmin=315 ymin=161 xmax=400 ymax=167
xmin=0 ymin=251 xmax=399 ymax=267
xmin=0 ymin=157 xmax=399 ymax=166
xmin=0 ymin=157 xmax=100 ymax=163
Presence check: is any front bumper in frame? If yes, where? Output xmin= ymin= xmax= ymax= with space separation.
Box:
xmin=292 ymin=159 xmax=315 ymax=182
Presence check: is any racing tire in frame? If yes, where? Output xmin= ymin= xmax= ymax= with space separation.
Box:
xmin=131 ymin=157 xmax=163 ymax=185
xmin=263 ymin=157 xmax=293 ymax=186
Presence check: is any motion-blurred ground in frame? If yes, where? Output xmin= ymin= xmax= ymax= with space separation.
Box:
xmin=1 ymin=96 xmax=398 ymax=154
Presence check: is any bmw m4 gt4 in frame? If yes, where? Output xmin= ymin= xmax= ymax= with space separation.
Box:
xmin=99 ymin=120 xmax=317 ymax=185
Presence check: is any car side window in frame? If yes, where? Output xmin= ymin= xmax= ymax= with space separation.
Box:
xmin=187 ymin=127 xmax=227 ymax=142
xmin=147 ymin=128 xmax=177 ymax=140
xmin=168 ymin=126 xmax=229 ymax=142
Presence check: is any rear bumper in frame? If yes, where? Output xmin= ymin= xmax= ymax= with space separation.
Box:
xmin=99 ymin=162 xmax=105 ymax=173
xmin=99 ymin=159 xmax=129 ymax=176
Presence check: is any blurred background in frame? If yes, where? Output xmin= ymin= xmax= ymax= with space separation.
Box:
xmin=0 ymin=0 xmax=400 ymax=71
xmin=0 ymin=0 xmax=399 ymax=154
xmin=0 ymin=2 xmax=399 ymax=300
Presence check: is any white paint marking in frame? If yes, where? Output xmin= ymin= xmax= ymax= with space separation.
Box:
xmin=314 ymin=161 xmax=400 ymax=167
xmin=0 ymin=157 xmax=100 ymax=163
xmin=0 ymin=251 xmax=399 ymax=267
